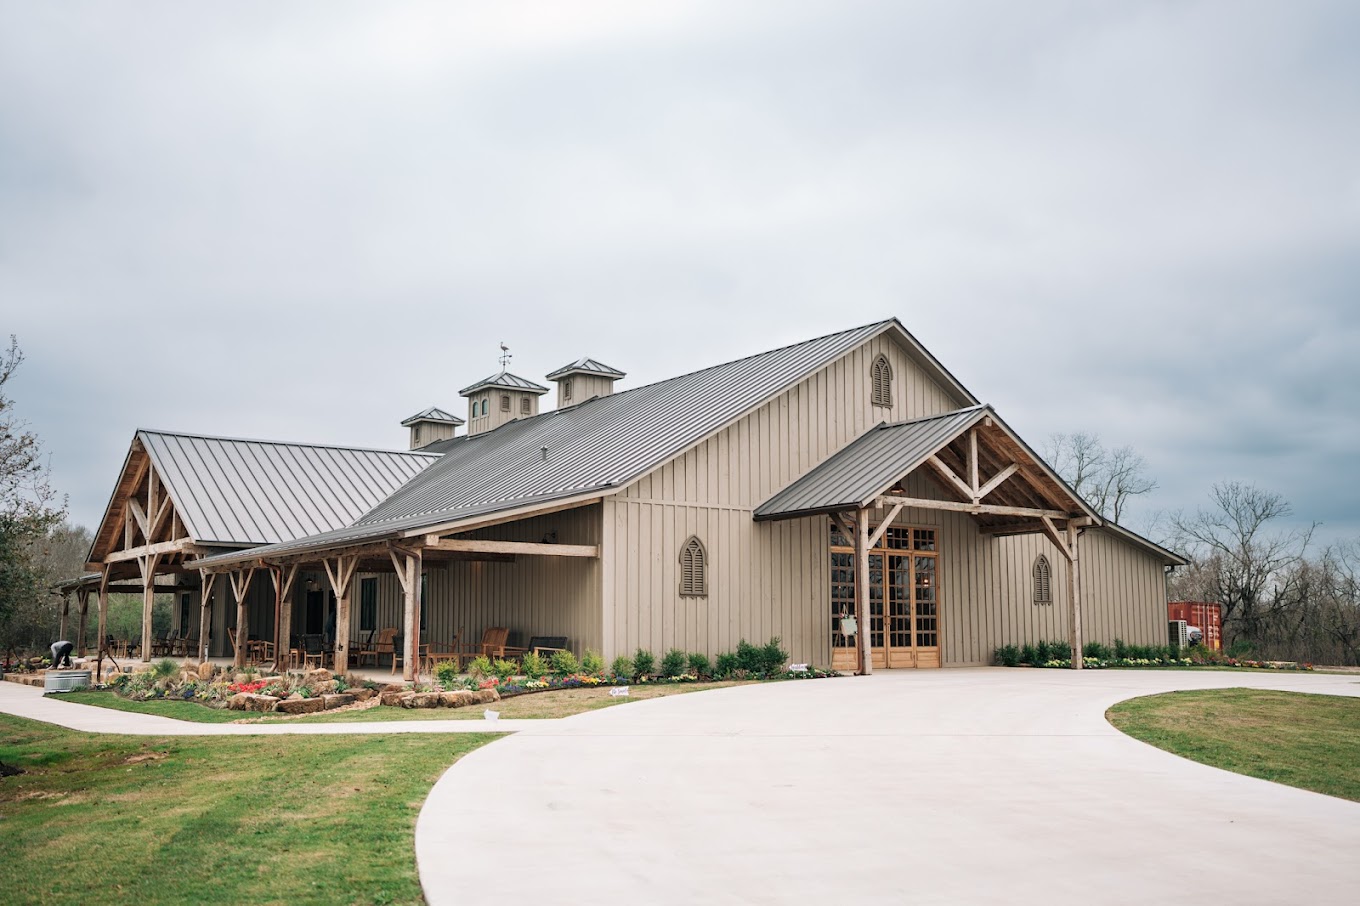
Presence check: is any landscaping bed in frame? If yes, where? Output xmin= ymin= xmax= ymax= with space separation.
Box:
xmin=993 ymin=639 xmax=1315 ymax=671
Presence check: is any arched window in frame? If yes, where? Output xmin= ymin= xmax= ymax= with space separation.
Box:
xmin=871 ymin=355 xmax=893 ymax=407
xmin=563 ymin=378 xmax=573 ymax=401
xmin=679 ymin=536 xmax=708 ymax=597
xmin=501 ymin=394 xmax=511 ymax=412
xmin=520 ymin=397 xmax=531 ymax=414
xmin=481 ymin=398 xmax=489 ymax=416
xmin=1032 ymin=555 xmax=1052 ymax=605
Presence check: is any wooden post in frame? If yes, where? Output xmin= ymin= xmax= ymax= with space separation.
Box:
xmin=323 ymin=556 xmax=358 ymax=676
xmin=391 ymin=546 xmax=422 ymax=682
xmin=58 ymin=592 xmax=70 ymax=641
xmin=96 ymin=569 xmax=110 ymax=681
xmin=271 ymin=564 xmax=298 ymax=671
xmin=139 ymin=552 xmax=161 ymax=662
xmin=1068 ymin=523 xmax=1083 ymax=671
xmin=198 ymin=570 xmax=216 ymax=664
xmin=76 ymin=589 xmax=90 ymax=656
xmin=856 ymin=506 xmax=873 ymax=676
xmin=229 ymin=567 xmax=256 ymax=668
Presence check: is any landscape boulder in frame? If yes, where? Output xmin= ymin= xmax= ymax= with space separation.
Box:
xmin=380 ymin=690 xmax=411 ymax=707
xmin=323 ymin=693 xmax=355 ymax=710
xmin=348 ymin=687 xmax=376 ymax=702
xmin=276 ymin=697 xmax=325 ymax=715
xmin=197 ymin=662 xmax=215 ymax=681
xmin=227 ymin=693 xmax=280 ymax=712
xmin=302 ymin=668 xmax=333 ymax=687
xmin=403 ymin=692 xmax=441 ymax=709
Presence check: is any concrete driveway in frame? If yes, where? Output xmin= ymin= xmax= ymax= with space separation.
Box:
xmin=417 ymin=668 xmax=1360 ymax=905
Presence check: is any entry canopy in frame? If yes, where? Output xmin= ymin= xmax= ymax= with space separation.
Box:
xmin=754 ymin=405 xmax=1099 ymax=535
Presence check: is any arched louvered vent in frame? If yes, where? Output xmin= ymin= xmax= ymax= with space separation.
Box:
xmin=871 ymin=355 xmax=893 ymax=407
xmin=1032 ymin=554 xmax=1052 ymax=605
xmin=679 ymin=536 xmax=708 ymax=597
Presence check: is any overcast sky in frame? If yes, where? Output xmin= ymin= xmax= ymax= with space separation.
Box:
xmin=2 ymin=1 xmax=1356 ymax=547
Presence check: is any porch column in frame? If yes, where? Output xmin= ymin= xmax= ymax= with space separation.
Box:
xmin=198 ymin=570 xmax=216 ymax=665
xmin=139 ymin=552 xmax=161 ymax=662
xmin=229 ymin=567 xmax=256 ymax=668
xmin=390 ymin=546 xmax=422 ymax=682
xmin=1067 ymin=523 xmax=1084 ymax=671
xmin=76 ymin=589 xmax=90 ymax=656
xmin=323 ymin=556 xmax=358 ymax=675
xmin=271 ymin=564 xmax=298 ymax=671
xmin=57 ymin=592 xmax=70 ymax=641
xmin=855 ymin=507 xmax=872 ymax=676
xmin=96 ymin=569 xmax=110 ymax=680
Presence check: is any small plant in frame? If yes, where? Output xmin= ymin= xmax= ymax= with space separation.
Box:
xmin=549 ymin=649 xmax=580 ymax=676
xmin=714 ymin=652 xmax=739 ymax=678
xmin=1082 ymin=641 xmax=1110 ymax=661
xmin=995 ymin=644 xmax=1021 ymax=667
xmin=434 ymin=660 xmax=461 ymax=690
xmin=632 ymin=648 xmax=655 ymax=679
xmin=735 ymin=639 xmax=762 ymax=674
xmin=609 ymin=655 xmax=634 ymax=680
xmin=492 ymin=658 xmax=519 ymax=682
xmin=1019 ymin=643 xmax=1038 ymax=666
xmin=466 ymin=655 xmax=494 ymax=679
xmin=520 ymin=651 xmax=548 ymax=680
xmin=687 ymin=652 xmax=712 ymax=677
xmin=333 ymin=675 xmax=350 ymax=693
xmin=581 ymin=649 xmax=605 ymax=677
xmin=660 ymin=648 xmax=687 ymax=678
xmin=1113 ymin=638 xmax=1130 ymax=659
xmin=150 ymin=658 xmax=179 ymax=687
xmin=758 ymin=637 xmax=788 ymax=675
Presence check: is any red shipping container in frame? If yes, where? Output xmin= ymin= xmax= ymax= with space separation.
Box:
xmin=1169 ymin=601 xmax=1222 ymax=651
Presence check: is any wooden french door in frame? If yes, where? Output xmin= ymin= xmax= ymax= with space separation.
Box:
xmin=831 ymin=525 xmax=940 ymax=670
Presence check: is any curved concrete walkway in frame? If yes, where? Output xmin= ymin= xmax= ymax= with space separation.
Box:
xmin=417 ymin=668 xmax=1360 ymax=905
xmin=0 ymin=680 xmax=543 ymax=734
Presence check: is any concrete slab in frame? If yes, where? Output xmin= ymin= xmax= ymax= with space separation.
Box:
xmin=416 ymin=668 xmax=1360 ymax=905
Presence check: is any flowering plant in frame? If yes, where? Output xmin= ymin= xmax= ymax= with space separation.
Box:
xmin=227 ymin=680 xmax=268 ymax=694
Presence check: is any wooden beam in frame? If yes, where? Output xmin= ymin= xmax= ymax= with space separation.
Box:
xmin=422 ymin=537 xmax=600 ymax=558
xmin=1041 ymin=516 xmax=1073 ymax=562
xmin=866 ymin=502 xmax=906 ymax=549
xmin=127 ymin=498 xmax=150 ymax=540
xmin=856 ymin=507 xmax=872 ymax=676
xmin=96 ymin=569 xmax=110 ymax=681
xmin=1068 ymin=522 xmax=1083 ymax=671
xmin=76 ymin=589 xmax=90 ymax=656
xmin=199 ymin=570 xmax=216 ymax=663
xmin=968 ymin=428 xmax=979 ymax=498
xmin=926 ymin=455 xmax=973 ymax=501
xmin=104 ymin=538 xmax=193 ymax=564
xmin=877 ymin=495 xmax=1072 ymax=521
xmin=979 ymin=520 xmax=1050 ymax=537
xmin=323 ymin=556 xmax=359 ymax=675
xmin=976 ymin=463 xmax=1020 ymax=501
xmin=229 ymin=566 xmax=256 ymax=668
xmin=138 ymin=552 xmax=162 ymax=662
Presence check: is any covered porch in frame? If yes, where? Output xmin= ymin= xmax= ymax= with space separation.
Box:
xmin=755 ymin=405 xmax=1097 ymax=673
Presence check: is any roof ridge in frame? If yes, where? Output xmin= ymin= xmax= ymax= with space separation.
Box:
xmin=136 ymin=428 xmax=440 ymax=458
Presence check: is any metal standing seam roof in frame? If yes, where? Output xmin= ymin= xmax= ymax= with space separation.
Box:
xmin=137 ymin=431 xmax=440 ymax=546
xmin=195 ymin=318 xmax=975 ymax=567
xmin=753 ymin=407 xmax=990 ymax=519
xmin=401 ymin=407 xmax=464 ymax=427
xmin=545 ymin=357 xmax=626 ymax=380
xmin=458 ymin=371 xmax=550 ymax=395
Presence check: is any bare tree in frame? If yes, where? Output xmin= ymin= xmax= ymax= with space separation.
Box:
xmin=1044 ymin=432 xmax=1157 ymax=522
xmin=0 ymin=336 xmax=68 ymax=649
xmin=1168 ymin=481 xmax=1313 ymax=647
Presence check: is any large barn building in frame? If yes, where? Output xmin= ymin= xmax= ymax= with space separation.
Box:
xmin=71 ymin=319 xmax=1182 ymax=678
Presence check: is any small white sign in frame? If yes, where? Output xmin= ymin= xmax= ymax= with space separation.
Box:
xmin=609 ymin=686 xmax=630 ymax=697
xmin=789 ymin=663 xmax=809 ymax=673
xmin=483 ymin=709 xmax=500 ymax=721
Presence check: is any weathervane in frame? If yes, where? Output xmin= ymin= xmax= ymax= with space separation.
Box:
xmin=498 ymin=342 xmax=511 ymax=370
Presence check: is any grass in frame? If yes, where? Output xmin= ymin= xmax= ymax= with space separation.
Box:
xmin=1108 ymin=688 xmax=1360 ymax=802
xmin=56 ymin=681 xmax=752 ymax=724
xmin=0 ymin=712 xmax=497 ymax=905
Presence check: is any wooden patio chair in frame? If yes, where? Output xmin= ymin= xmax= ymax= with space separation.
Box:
xmin=456 ymin=626 xmax=520 ymax=663
xmin=364 ymin=627 xmax=398 ymax=670
xmin=299 ymin=634 xmax=326 ymax=671
xmin=422 ymin=633 xmax=462 ymax=675
xmin=352 ymin=629 xmax=377 ymax=666
xmin=527 ymin=636 xmax=569 ymax=659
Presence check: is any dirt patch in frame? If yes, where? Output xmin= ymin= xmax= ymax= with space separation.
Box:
xmin=122 ymin=752 xmax=169 ymax=765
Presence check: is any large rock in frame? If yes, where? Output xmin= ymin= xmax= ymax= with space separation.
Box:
xmin=438 ymin=691 xmax=477 ymax=708
xmin=348 ymin=687 xmax=376 ymax=702
xmin=475 ymin=689 xmax=501 ymax=704
xmin=322 ymin=693 xmax=355 ymax=710
xmin=403 ymin=692 xmax=441 ymax=709
xmin=302 ymin=668 xmax=333 ymax=687
xmin=380 ymin=690 xmax=410 ymax=707
xmin=276 ymin=697 xmax=325 ymax=715
xmin=197 ymin=662 xmax=215 ymax=681
xmin=309 ymin=679 xmax=339 ymax=695
xmin=227 ymin=693 xmax=280 ymax=712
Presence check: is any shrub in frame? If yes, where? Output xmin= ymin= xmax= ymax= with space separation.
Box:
xmin=660 ymin=648 xmax=688 ymax=678
xmin=150 ymin=658 xmax=179 ymax=686
xmin=735 ymin=639 xmax=762 ymax=674
xmin=714 ymin=652 xmax=739 ymax=678
xmin=758 ymin=637 xmax=788 ymax=675
xmin=609 ymin=655 xmax=634 ymax=681
xmin=434 ymin=660 xmax=462 ymax=690
xmin=549 ymin=649 xmax=580 ymax=676
xmin=1113 ymin=638 xmax=1130 ymax=659
xmin=520 ymin=651 xmax=548 ymax=680
xmin=492 ymin=658 xmax=519 ymax=682
xmin=687 ymin=652 xmax=712 ymax=677
xmin=1083 ymin=641 xmax=1110 ymax=660
xmin=333 ymin=674 xmax=350 ymax=693
xmin=995 ymin=644 xmax=1021 ymax=667
xmin=466 ymin=655 xmax=493 ymax=679
xmin=1019 ymin=643 xmax=1038 ymax=666
xmin=581 ymin=649 xmax=605 ymax=677
xmin=632 ymin=648 xmax=655 ymax=679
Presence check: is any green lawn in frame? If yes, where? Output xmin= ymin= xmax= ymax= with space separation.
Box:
xmin=1107 ymin=688 xmax=1360 ymax=802
xmin=0 ymin=713 xmax=497 ymax=904
xmin=59 ymin=690 xmax=244 ymax=723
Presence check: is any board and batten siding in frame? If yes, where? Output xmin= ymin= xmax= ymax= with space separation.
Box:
xmin=355 ymin=504 xmax=603 ymax=657
xmin=602 ymin=335 xmax=969 ymax=664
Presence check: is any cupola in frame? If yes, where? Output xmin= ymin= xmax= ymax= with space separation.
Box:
xmin=400 ymin=407 xmax=463 ymax=450
xmin=459 ymin=371 xmax=549 ymax=436
xmin=545 ymin=358 xmax=625 ymax=408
